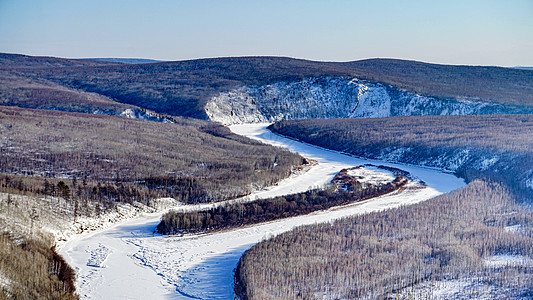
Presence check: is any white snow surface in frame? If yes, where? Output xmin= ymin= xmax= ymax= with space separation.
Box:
xmin=390 ymin=276 xmax=520 ymax=300
xmin=0 ymin=271 xmax=10 ymax=290
xmin=205 ymin=77 xmax=501 ymax=125
xmin=484 ymin=254 xmax=533 ymax=268
xmin=118 ymin=108 xmax=172 ymax=123
xmin=526 ymin=177 xmax=533 ymax=190
xmin=505 ymin=224 xmax=522 ymax=233
xmin=346 ymin=166 xmax=395 ymax=187
xmin=58 ymin=124 xmax=465 ymax=299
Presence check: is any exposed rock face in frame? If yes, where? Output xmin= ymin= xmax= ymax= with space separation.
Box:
xmin=205 ymin=77 xmax=516 ymax=125
xmin=118 ymin=108 xmax=172 ymax=123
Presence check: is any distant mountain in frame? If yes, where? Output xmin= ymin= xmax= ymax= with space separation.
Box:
xmin=81 ymin=58 xmax=165 ymax=64
xmin=1 ymin=53 xmax=532 ymax=120
xmin=514 ymin=66 xmax=533 ymax=71
xmin=0 ymin=53 xmax=115 ymax=67
xmin=0 ymin=53 xmax=171 ymax=121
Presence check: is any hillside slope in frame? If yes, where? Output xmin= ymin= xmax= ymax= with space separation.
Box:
xmin=0 ymin=69 xmax=169 ymax=121
xmin=237 ymin=116 xmax=533 ymax=299
xmin=0 ymin=53 xmax=115 ymax=68
xmin=206 ymin=77 xmax=530 ymax=124
xmin=347 ymin=59 xmax=533 ymax=106
xmin=0 ymin=106 xmax=302 ymax=204
xmin=2 ymin=54 xmax=532 ymax=120
xmin=237 ymin=180 xmax=533 ymax=299
xmin=270 ymin=115 xmax=533 ymax=199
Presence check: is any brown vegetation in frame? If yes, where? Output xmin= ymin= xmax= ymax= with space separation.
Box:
xmin=0 ymin=106 xmax=302 ymax=205
xmin=346 ymin=58 xmax=533 ymax=107
xmin=236 ymin=180 xmax=533 ymax=299
xmin=0 ymin=105 xmax=301 ymax=298
xmin=270 ymin=114 xmax=533 ymax=154
xmin=0 ymin=233 xmax=78 ymax=299
xmin=0 ymin=53 xmax=114 ymax=68
xmin=0 ymin=69 xmax=169 ymax=119
xmin=237 ymin=115 xmax=533 ymax=299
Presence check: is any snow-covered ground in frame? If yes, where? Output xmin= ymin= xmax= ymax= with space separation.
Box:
xmin=58 ymin=124 xmax=465 ymax=299
xmin=389 ymin=276 xmax=521 ymax=300
xmin=484 ymin=254 xmax=533 ymax=268
xmin=346 ymin=166 xmax=396 ymax=187
xmin=205 ymin=78 xmax=510 ymax=125
xmin=0 ymin=192 xmax=181 ymax=248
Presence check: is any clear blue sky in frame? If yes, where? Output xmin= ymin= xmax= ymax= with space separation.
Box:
xmin=1 ymin=0 xmax=532 ymax=66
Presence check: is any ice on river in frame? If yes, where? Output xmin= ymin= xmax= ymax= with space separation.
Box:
xmin=58 ymin=124 xmax=465 ymax=299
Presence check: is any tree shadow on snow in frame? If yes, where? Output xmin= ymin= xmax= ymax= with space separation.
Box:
xmin=169 ymin=244 xmax=253 ymax=300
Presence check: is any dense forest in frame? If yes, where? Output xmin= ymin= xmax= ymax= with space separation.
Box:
xmin=0 ymin=233 xmax=78 ymax=299
xmin=236 ymin=180 xmax=533 ymax=299
xmin=1 ymin=53 xmax=532 ymax=299
xmin=0 ymin=69 xmax=168 ymax=119
xmin=157 ymin=171 xmax=408 ymax=234
xmin=270 ymin=115 xmax=533 ymax=200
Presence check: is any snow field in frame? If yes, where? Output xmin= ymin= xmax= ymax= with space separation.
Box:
xmin=346 ymin=165 xmax=396 ymax=187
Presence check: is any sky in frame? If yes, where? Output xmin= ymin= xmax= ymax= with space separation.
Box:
xmin=0 ymin=0 xmax=532 ymax=66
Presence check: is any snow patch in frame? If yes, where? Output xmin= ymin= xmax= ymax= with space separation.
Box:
xmin=0 ymin=272 xmax=10 ymax=290
xmin=346 ymin=166 xmax=395 ymax=187
xmin=505 ymin=224 xmax=522 ymax=233
xmin=526 ymin=177 xmax=533 ymax=190
xmin=119 ymin=108 xmax=173 ymax=123
xmin=120 ymin=108 xmax=136 ymax=118
xmin=86 ymin=244 xmax=112 ymax=268
xmin=484 ymin=254 xmax=533 ymax=268
xmin=447 ymin=149 xmax=471 ymax=171
xmin=380 ymin=147 xmax=411 ymax=162
xmin=391 ymin=277 xmax=517 ymax=300
xmin=478 ymin=155 xmax=499 ymax=171
xmin=0 ymin=192 xmax=181 ymax=250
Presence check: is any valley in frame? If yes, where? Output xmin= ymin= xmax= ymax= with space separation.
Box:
xmin=58 ymin=124 xmax=464 ymax=299
xmin=0 ymin=53 xmax=531 ymax=299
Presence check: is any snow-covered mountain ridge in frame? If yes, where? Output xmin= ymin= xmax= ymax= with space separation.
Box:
xmin=206 ymin=77 xmax=527 ymax=124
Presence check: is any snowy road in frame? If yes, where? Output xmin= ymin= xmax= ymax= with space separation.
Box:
xmin=58 ymin=124 xmax=465 ymax=299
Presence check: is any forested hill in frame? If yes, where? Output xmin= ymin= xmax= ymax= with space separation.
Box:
xmin=0 ymin=53 xmax=117 ymax=68
xmin=0 ymin=105 xmax=303 ymax=204
xmin=269 ymin=115 xmax=533 ymax=200
xmin=1 ymin=53 xmax=532 ymax=119
xmin=347 ymin=59 xmax=533 ymax=107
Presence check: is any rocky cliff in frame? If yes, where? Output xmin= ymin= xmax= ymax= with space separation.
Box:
xmin=206 ymin=77 xmax=527 ymax=124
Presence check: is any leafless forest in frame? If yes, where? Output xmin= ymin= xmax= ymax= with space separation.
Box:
xmin=237 ymin=180 xmax=533 ymax=299
xmin=0 ymin=105 xmax=301 ymax=299
xmin=270 ymin=115 xmax=533 ymax=200
xmin=157 ymin=173 xmax=407 ymax=234
xmin=270 ymin=114 xmax=533 ymax=154
xmin=1 ymin=53 xmax=532 ymax=299
xmin=236 ymin=115 xmax=533 ymax=299
xmin=0 ymin=106 xmax=302 ymax=205
xmin=0 ymin=233 xmax=78 ymax=299
xmin=0 ymin=69 xmax=144 ymax=117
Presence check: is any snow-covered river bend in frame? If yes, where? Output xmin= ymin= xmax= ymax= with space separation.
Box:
xmin=59 ymin=124 xmax=465 ymax=299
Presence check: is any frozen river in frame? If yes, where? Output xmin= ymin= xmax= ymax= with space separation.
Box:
xmin=59 ymin=124 xmax=465 ymax=299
